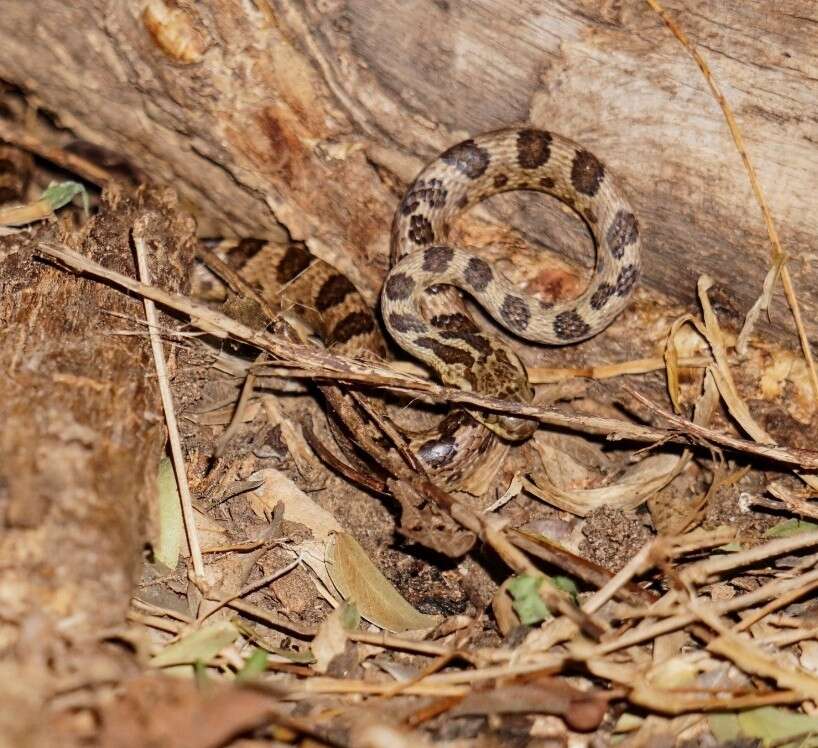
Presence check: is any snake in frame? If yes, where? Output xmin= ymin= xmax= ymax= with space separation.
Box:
xmin=211 ymin=127 xmax=641 ymax=489
xmin=382 ymin=127 xmax=641 ymax=441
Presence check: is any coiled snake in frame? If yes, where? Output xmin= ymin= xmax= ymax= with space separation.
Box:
xmin=221 ymin=127 xmax=641 ymax=489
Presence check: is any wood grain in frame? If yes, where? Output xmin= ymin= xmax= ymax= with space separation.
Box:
xmin=0 ymin=0 xmax=815 ymax=343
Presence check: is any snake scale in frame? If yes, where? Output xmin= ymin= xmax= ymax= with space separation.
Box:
xmin=221 ymin=128 xmax=641 ymax=489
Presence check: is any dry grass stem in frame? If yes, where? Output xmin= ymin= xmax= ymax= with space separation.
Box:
xmin=646 ymin=0 xmax=818 ymax=401
xmin=133 ymin=227 xmax=205 ymax=579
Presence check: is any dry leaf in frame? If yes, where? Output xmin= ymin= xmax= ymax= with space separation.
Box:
xmin=736 ymin=260 xmax=782 ymax=356
xmin=246 ymin=469 xmax=341 ymax=538
xmin=184 ymin=508 xmax=229 ymax=557
xmin=244 ymin=468 xmax=342 ymax=595
xmin=311 ymin=604 xmax=350 ymax=674
xmin=150 ymin=621 xmax=239 ymax=668
xmin=526 ymin=453 xmax=686 ymax=517
xmin=327 ymin=533 xmax=440 ymax=632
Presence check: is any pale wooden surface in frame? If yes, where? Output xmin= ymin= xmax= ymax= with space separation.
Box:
xmin=0 ymin=0 xmax=816 ymax=344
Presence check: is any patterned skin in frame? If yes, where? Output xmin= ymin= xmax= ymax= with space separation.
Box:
xmin=383 ymin=128 xmax=641 ymax=440
xmin=216 ymin=127 xmax=640 ymax=487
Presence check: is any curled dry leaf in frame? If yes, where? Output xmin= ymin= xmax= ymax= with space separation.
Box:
xmin=525 ymin=453 xmax=686 ymax=517
xmin=736 ymin=259 xmax=782 ymax=356
xmin=327 ymin=532 xmax=441 ymax=633
xmin=698 ymin=277 xmax=818 ymax=492
xmin=664 ymin=314 xmax=707 ymax=414
xmin=529 ymin=431 xmax=608 ymax=490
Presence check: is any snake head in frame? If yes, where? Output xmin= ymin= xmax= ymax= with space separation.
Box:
xmin=463 ymin=341 xmax=538 ymax=442
xmin=476 ymin=410 xmax=537 ymax=441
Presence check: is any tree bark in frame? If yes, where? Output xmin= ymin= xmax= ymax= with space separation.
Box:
xmin=0 ymin=188 xmax=195 ymax=742
xmin=0 ymin=1 xmax=815 ymax=344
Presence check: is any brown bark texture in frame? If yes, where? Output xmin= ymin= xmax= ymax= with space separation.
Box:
xmin=0 ymin=188 xmax=195 ymax=741
xmin=0 ymin=1 xmax=816 ymax=342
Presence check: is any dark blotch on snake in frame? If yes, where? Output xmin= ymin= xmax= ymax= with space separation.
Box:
xmin=315 ymin=273 xmax=356 ymax=312
xmin=328 ymin=310 xmax=376 ymax=346
xmin=590 ymin=282 xmax=615 ymax=310
xmin=441 ymin=139 xmax=490 ymax=179
xmin=463 ymin=257 xmax=493 ymax=291
xmin=384 ymin=272 xmax=415 ymax=301
xmin=615 ymin=264 xmax=639 ymax=297
xmin=516 ymin=129 xmax=552 ymax=169
xmin=606 ymin=209 xmax=639 ymax=260
xmin=439 ymin=330 xmax=493 ymax=358
xmin=409 ymin=214 xmax=435 ymax=245
xmin=539 ymin=176 xmax=555 ymax=189
xmin=422 ymin=245 xmax=454 ymax=272
xmin=402 ymin=178 xmax=448 ymax=214
xmin=493 ymin=173 xmax=509 ymax=188
xmin=553 ymin=310 xmax=592 ymax=340
xmin=224 ymin=237 xmax=265 ymax=270
xmin=273 ymin=242 xmax=312 ymax=283
xmin=571 ymin=149 xmax=605 ymax=197
xmin=388 ymin=312 xmax=426 ymax=334
xmin=430 ymin=312 xmax=480 ymax=333
xmin=400 ymin=195 xmax=419 ymax=216
xmin=414 ymin=336 xmax=475 ymax=369
xmin=500 ymin=295 xmax=531 ymax=331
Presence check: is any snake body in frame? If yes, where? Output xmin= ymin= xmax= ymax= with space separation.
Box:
xmin=219 ymin=127 xmax=640 ymax=488
xmin=383 ymin=128 xmax=641 ymax=441
xmin=211 ymin=237 xmax=502 ymax=488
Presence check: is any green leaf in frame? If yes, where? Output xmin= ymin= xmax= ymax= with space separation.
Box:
xmin=710 ymin=706 xmax=818 ymax=746
xmin=153 ymin=457 xmax=184 ymax=570
xmin=41 ymin=181 xmax=88 ymax=214
xmin=766 ymin=519 xmax=818 ymax=539
xmin=552 ymin=575 xmax=579 ymax=601
xmin=716 ymin=542 xmax=744 ymax=552
xmin=193 ymin=659 xmax=209 ymax=689
xmin=236 ymin=648 xmax=269 ymax=682
xmin=150 ymin=621 xmax=239 ymax=668
xmin=507 ymin=574 xmax=551 ymax=625
xmin=340 ymin=602 xmax=361 ymax=630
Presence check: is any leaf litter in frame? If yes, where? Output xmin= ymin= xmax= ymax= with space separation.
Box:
xmin=5 ymin=4 xmax=818 ymax=746
xmin=22 ymin=141 xmax=818 ymax=747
